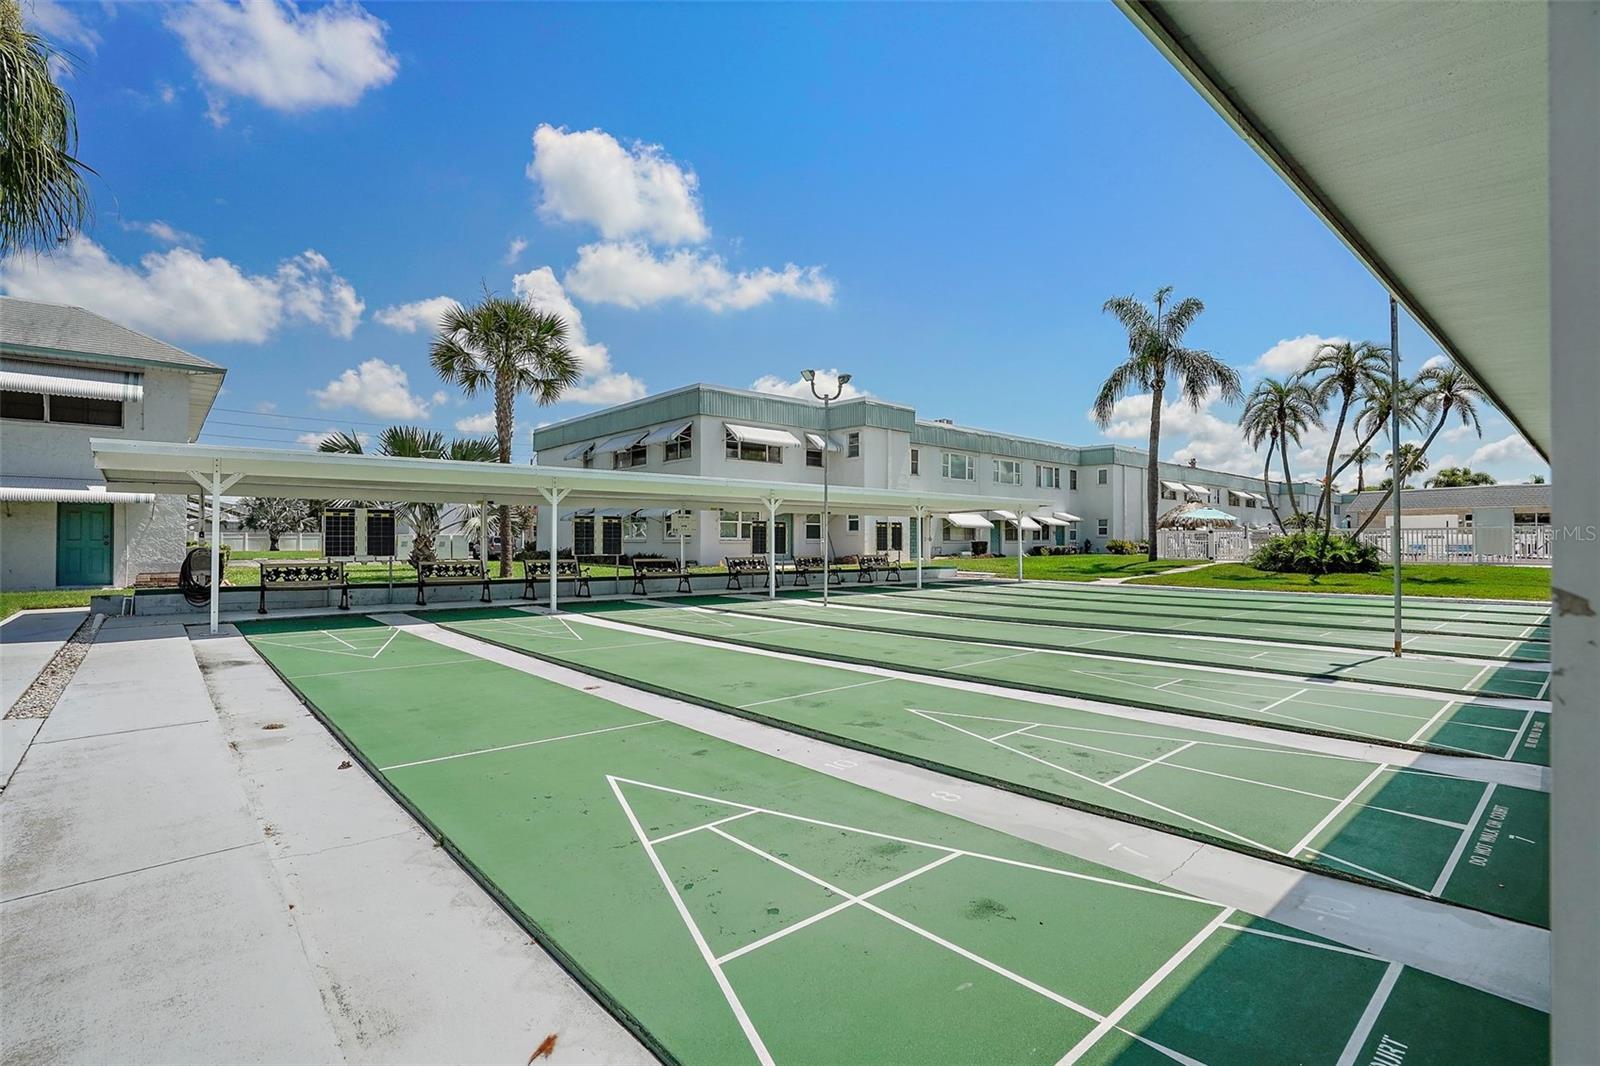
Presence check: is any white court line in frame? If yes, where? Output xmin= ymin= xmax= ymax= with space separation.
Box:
xmin=1503 ymin=709 xmax=1540 ymax=759
xmin=1103 ymin=741 xmax=1198 ymax=787
xmin=1288 ymin=764 xmax=1390 ymax=856
xmin=1405 ymin=700 xmax=1459 ymax=744
xmin=1430 ymin=783 xmax=1497 ymax=898
xmin=713 ymin=851 xmax=961 ymax=965
xmin=608 ymin=777 xmax=774 ymax=1066
xmin=610 ymin=776 xmax=1212 ymax=905
xmin=1336 ymin=962 xmax=1404 ymax=1066
xmin=1056 ymin=907 xmax=1235 ymax=1066
xmin=324 ymin=629 xmax=360 ymax=650
xmin=648 ymin=809 xmax=758 ymax=845
xmin=1304 ymin=849 xmax=1429 ymax=894
xmin=381 ymin=720 xmax=663 ymax=771
xmin=909 ymin=710 xmax=1285 ymax=855
xmin=1219 ymin=923 xmax=1381 ymax=960
xmin=738 ymin=678 xmax=890 ymax=709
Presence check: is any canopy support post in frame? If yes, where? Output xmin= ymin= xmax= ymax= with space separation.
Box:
xmin=764 ymin=496 xmax=781 ymax=600
xmin=1016 ymin=520 xmax=1024 ymax=583
xmin=915 ymin=507 xmax=927 ymax=589
xmin=678 ymin=511 xmax=687 ymax=574
xmin=478 ymin=499 xmax=489 ymax=590
xmin=187 ymin=463 xmax=242 ymax=634
xmin=1389 ymin=295 xmax=1403 ymax=656
xmin=539 ymin=487 xmax=570 ymax=613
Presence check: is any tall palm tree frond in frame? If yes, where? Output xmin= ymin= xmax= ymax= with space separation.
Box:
xmin=0 ymin=0 xmax=95 ymax=254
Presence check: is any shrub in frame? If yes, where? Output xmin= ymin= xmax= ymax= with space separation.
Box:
xmin=1104 ymin=539 xmax=1142 ymax=555
xmin=1249 ymin=532 xmax=1380 ymax=574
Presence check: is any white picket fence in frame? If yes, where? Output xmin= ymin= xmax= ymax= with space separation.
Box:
xmin=1157 ymin=525 xmax=1552 ymax=563
xmin=219 ymin=531 xmax=479 ymax=558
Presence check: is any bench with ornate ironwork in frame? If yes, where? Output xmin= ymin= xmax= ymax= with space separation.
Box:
xmin=631 ymin=557 xmax=692 ymax=596
xmin=258 ymin=560 xmax=349 ymax=614
xmin=415 ymin=559 xmax=491 ymax=606
xmin=856 ymin=552 xmax=899 ymax=583
xmin=527 ymin=559 xmax=591 ymax=600
xmin=791 ymin=555 xmax=845 ymax=586
xmin=724 ymin=555 xmax=773 ymax=591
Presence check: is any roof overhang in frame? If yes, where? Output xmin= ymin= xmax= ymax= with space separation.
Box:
xmin=92 ymin=440 xmax=1049 ymax=517
xmin=1118 ymin=1 xmax=1550 ymax=457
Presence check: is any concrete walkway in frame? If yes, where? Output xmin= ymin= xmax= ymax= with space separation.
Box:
xmin=387 ymin=613 xmax=1550 ymax=1012
xmin=1 ymin=608 xmax=85 ymax=709
xmin=0 ymin=618 xmax=649 ymax=1066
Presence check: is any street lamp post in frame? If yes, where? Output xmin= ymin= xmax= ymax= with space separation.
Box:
xmin=802 ymin=369 xmax=850 ymax=606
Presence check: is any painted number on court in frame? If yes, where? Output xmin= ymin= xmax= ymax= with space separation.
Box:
xmin=931 ymin=789 xmax=961 ymax=803
xmin=823 ymin=758 xmax=859 ymax=771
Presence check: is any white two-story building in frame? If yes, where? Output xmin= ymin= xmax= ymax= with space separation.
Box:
xmin=529 ymin=383 xmax=1334 ymax=562
xmin=1 ymin=297 xmax=225 ymax=590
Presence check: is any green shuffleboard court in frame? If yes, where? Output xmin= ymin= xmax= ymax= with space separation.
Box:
xmin=607 ymin=598 xmax=1547 ymax=764
xmin=425 ymin=606 xmax=1550 ymax=926
xmin=637 ymin=596 xmax=1550 ymax=759
xmin=938 ymin=583 xmax=1550 ymax=644
xmin=238 ymin=614 xmax=1546 ymax=1064
xmin=951 ymin=580 xmax=1551 ymax=627
xmin=681 ymin=593 xmax=1550 ymax=701
xmin=809 ymin=585 xmax=1550 ymax=662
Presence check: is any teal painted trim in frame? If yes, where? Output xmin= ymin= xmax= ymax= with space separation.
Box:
xmin=911 ymin=422 xmax=1081 ymax=464
xmin=2 ymin=340 xmax=224 ymax=374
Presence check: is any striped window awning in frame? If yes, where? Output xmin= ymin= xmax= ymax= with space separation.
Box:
xmin=804 ymin=432 xmax=842 ymax=452
xmin=0 ymin=476 xmax=153 ymax=503
xmin=1053 ymin=511 xmax=1082 ymax=523
xmin=639 ymin=421 xmax=694 ymax=446
xmin=944 ymin=512 xmax=994 ymax=530
xmin=0 ymin=358 xmax=143 ymax=403
xmin=593 ymin=431 xmax=650 ymax=455
xmin=562 ymin=442 xmax=595 ymax=460
xmin=725 ymin=423 xmax=801 ymax=447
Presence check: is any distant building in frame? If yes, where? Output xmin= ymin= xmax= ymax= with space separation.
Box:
xmin=529 ymin=383 xmax=1333 ymax=560
xmin=1 ymin=298 xmax=224 ymax=589
xmin=1343 ymin=483 xmax=1552 ymax=530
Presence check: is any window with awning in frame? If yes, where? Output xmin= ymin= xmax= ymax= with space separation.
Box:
xmin=1053 ymin=511 xmax=1081 ymax=523
xmin=593 ymin=431 xmax=649 ymax=455
xmin=640 ymin=421 xmax=694 ymax=446
xmin=724 ymin=423 xmax=795 ymax=463
xmin=0 ymin=358 xmax=143 ymax=403
xmin=944 ymin=511 xmax=993 ymax=529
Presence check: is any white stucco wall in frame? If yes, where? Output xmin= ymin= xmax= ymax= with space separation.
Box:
xmin=0 ymin=503 xmax=56 ymax=590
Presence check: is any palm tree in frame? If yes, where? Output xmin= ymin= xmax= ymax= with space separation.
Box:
xmin=431 ymin=294 xmax=581 ymax=576
xmin=1239 ymin=377 xmax=1321 ymax=532
xmin=1383 ymin=444 xmax=1429 ymax=487
xmin=1427 ymin=466 xmax=1496 ymax=488
xmin=317 ymin=426 xmax=498 ymax=564
xmin=1300 ymin=341 xmax=1389 ymax=543
xmin=1338 ymin=442 xmax=1377 ymax=492
xmin=1354 ymin=365 xmax=1486 ymax=535
xmin=1093 ymin=287 xmax=1242 ymax=560
xmin=1 ymin=0 xmax=94 ymax=254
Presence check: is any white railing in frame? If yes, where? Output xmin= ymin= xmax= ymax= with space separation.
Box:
xmin=1156 ymin=528 xmax=1276 ymax=561
xmin=1356 ymin=525 xmax=1551 ymax=563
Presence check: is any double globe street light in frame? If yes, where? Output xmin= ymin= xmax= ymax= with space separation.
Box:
xmin=801 ymin=369 xmax=850 ymax=606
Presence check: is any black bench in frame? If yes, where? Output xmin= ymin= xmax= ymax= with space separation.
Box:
xmin=792 ymin=555 xmax=847 ymax=586
xmin=416 ymin=560 xmax=491 ymax=606
xmin=258 ymin=560 xmax=348 ymax=614
xmin=632 ymin=558 xmax=692 ymax=596
xmin=857 ymin=552 xmax=900 ymax=583
xmin=724 ymin=555 xmax=772 ymax=591
xmin=527 ymin=559 xmax=591 ymax=600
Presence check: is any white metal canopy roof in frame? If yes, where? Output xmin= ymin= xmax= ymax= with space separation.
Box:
xmin=91 ymin=440 xmax=1047 ymax=517
xmin=1119 ymin=1 xmax=1550 ymax=455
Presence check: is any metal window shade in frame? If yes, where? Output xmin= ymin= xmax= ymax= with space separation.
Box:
xmin=944 ymin=512 xmax=994 ymax=529
xmin=724 ymin=423 xmax=801 ymax=447
xmin=563 ymin=442 xmax=595 ymax=460
xmin=639 ymin=421 xmax=694 ymax=446
xmin=990 ymin=509 xmax=1019 ymax=521
xmin=0 ymin=359 xmax=143 ymax=403
xmin=1053 ymin=512 xmax=1082 ymax=522
xmin=593 ymin=431 xmax=650 ymax=455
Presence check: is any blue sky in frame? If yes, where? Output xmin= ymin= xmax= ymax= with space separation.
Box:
xmin=3 ymin=0 xmax=1546 ymax=484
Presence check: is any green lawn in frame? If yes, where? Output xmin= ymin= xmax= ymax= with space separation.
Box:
xmin=1 ymin=587 xmax=127 ymax=620
xmin=932 ymin=554 xmax=1189 ymax=581
xmin=1130 ymin=563 xmax=1551 ymax=601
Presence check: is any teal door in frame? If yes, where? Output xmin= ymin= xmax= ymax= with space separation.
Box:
xmin=988 ymin=524 xmax=1002 ymax=555
xmin=57 ymin=503 xmax=113 ymax=586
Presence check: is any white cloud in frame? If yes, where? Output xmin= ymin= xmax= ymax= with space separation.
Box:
xmin=373 ymin=294 xmax=456 ymax=334
xmin=0 ymin=236 xmax=362 ymax=343
xmin=1419 ymin=354 xmax=1450 ymax=371
xmin=295 ymin=428 xmax=368 ymax=449
xmin=166 ymin=0 xmax=398 ymax=126
xmin=121 ymin=219 xmax=202 ymax=249
xmin=512 ymin=266 xmax=647 ymax=406
xmin=1096 ymin=387 xmax=1262 ymax=478
xmin=1252 ymin=333 xmax=1346 ymax=375
xmin=454 ymin=412 xmax=495 ymax=434
xmin=311 ymin=359 xmax=432 ymax=419
xmin=158 ymin=82 xmax=178 ymax=105
xmin=1468 ymin=433 xmax=1539 ymax=469
xmin=564 ymin=241 xmax=835 ymax=312
xmin=750 ymin=371 xmax=867 ymax=401
xmin=1441 ymin=422 xmax=1480 ymax=444
xmin=503 ymin=237 xmax=528 ymax=265
xmin=25 ymin=0 xmax=100 ymax=53
xmin=255 ymin=401 xmax=277 ymax=413
xmin=528 ymin=125 xmax=708 ymax=245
